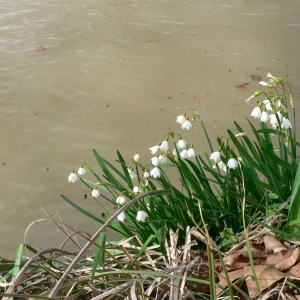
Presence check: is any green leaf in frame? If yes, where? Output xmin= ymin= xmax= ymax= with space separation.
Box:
xmin=91 ymin=232 xmax=106 ymax=281
xmin=61 ymin=194 xmax=105 ymax=225
xmin=116 ymin=150 xmax=134 ymax=190
xmin=262 ymin=147 xmax=295 ymax=171
xmin=93 ymin=149 xmax=125 ymax=191
xmin=288 ymin=164 xmax=300 ymax=233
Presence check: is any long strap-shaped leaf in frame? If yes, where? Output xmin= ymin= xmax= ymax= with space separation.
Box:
xmin=288 ymin=163 xmax=300 ymax=233
xmin=49 ymin=189 xmax=172 ymax=298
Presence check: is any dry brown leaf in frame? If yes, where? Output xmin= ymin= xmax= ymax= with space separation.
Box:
xmin=217 ymin=265 xmax=287 ymax=297
xmin=286 ymin=262 xmax=300 ymax=277
xmin=224 ymin=246 xmax=267 ymax=268
xmin=266 ymin=250 xmax=288 ymax=265
xmin=227 ymin=262 xmax=250 ymax=271
xmin=244 ymin=265 xmax=286 ymax=298
xmin=275 ymin=247 xmax=300 ymax=271
xmin=264 ymin=235 xmax=287 ymax=253
xmin=216 ymin=268 xmax=245 ymax=295
xmin=223 ymin=253 xmax=240 ymax=267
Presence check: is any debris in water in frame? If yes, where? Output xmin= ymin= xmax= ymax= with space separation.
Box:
xmin=249 ymin=74 xmax=262 ymax=82
xmin=36 ymin=45 xmax=45 ymax=51
xmin=235 ymin=82 xmax=250 ymax=89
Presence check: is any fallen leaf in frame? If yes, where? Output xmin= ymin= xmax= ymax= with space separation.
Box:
xmin=264 ymin=235 xmax=287 ymax=253
xmin=286 ymin=262 xmax=300 ymax=277
xmin=275 ymin=247 xmax=299 ymax=271
xmin=224 ymin=246 xmax=267 ymax=268
xmin=216 ymin=268 xmax=244 ymax=295
xmin=235 ymin=82 xmax=250 ymax=89
xmin=266 ymin=250 xmax=288 ymax=265
xmin=244 ymin=265 xmax=286 ymax=298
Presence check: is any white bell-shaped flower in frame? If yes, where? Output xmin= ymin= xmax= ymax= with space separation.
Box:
xmin=68 ymin=172 xmax=79 ymax=183
xmin=176 ymin=115 xmax=186 ymax=124
xmin=117 ymin=211 xmax=125 ymax=222
xmin=116 ymin=195 xmax=126 ymax=205
xmin=136 ymin=210 xmax=148 ymax=222
xmin=78 ymin=167 xmax=86 ymax=176
xmin=227 ymin=158 xmax=239 ymax=169
xmin=181 ymin=120 xmax=192 ymax=130
xmin=150 ymin=167 xmax=161 ymax=178
xmin=210 ymin=151 xmax=221 ymax=163
xmin=92 ymin=188 xmax=100 ymax=198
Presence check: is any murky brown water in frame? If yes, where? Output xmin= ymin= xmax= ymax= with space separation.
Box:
xmin=1 ymin=0 xmax=300 ymax=258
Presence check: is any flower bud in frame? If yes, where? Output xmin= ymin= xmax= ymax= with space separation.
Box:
xmin=254 ymin=91 xmax=262 ymax=97
xmin=133 ymin=154 xmax=140 ymax=162
xmin=273 ymin=77 xmax=284 ymax=84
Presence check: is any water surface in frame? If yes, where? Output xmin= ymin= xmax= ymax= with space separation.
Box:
xmin=1 ymin=0 xmax=300 ymax=258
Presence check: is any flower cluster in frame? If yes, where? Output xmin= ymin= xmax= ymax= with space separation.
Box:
xmin=176 ymin=114 xmax=192 ymax=130
xmin=209 ymin=151 xmax=239 ymax=172
xmin=68 ymin=110 xmax=201 ymax=224
xmin=71 ymin=94 xmax=288 ymax=225
xmin=247 ymin=73 xmax=292 ymax=130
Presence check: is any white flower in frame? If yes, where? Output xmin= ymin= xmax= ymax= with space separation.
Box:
xmin=116 ymin=195 xmax=126 ymax=205
xmin=187 ymin=148 xmax=196 ymax=158
xmin=92 ymin=188 xmax=100 ymax=198
xmin=180 ymin=149 xmax=189 ymax=159
xmin=159 ymin=141 xmax=168 ymax=151
xmin=117 ymin=211 xmax=125 ymax=222
xmin=136 ymin=210 xmax=148 ymax=222
xmin=266 ymin=72 xmax=274 ymax=79
xmin=245 ymin=95 xmax=255 ymax=103
xmin=251 ymin=106 xmax=262 ymax=119
xmin=144 ymin=171 xmax=149 ymax=178
xmin=133 ymin=154 xmax=140 ymax=162
xmin=176 ymin=115 xmax=186 ymax=124
xmin=282 ymin=117 xmax=292 ymax=129
xmin=177 ymin=139 xmax=187 ymax=149
xmin=158 ymin=155 xmax=168 ymax=163
xmin=149 ymin=145 xmax=159 ymax=155
xmin=150 ymin=167 xmax=161 ymax=178
xmin=261 ymin=111 xmax=269 ymax=123
xmin=128 ymin=168 xmax=137 ymax=179
xmin=269 ymin=113 xmax=279 ymax=127
xmin=262 ymin=100 xmax=273 ymax=111
xmin=218 ymin=161 xmax=227 ymax=172
xmin=151 ymin=157 xmax=160 ymax=166
xmin=78 ymin=167 xmax=86 ymax=176
xmin=68 ymin=172 xmax=79 ymax=183
xmin=259 ymin=81 xmax=268 ymax=86
xmin=181 ymin=120 xmax=192 ymax=130
xmin=227 ymin=158 xmax=239 ymax=169
xmin=210 ymin=151 xmax=221 ymax=163
xmin=133 ymin=186 xmax=140 ymax=194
